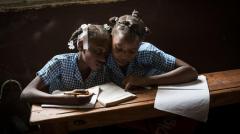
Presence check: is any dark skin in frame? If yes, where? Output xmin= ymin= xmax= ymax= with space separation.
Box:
xmin=112 ymin=32 xmax=198 ymax=90
xmin=20 ymin=40 xmax=110 ymax=105
xmin=20 ymin=76 xmax=93 ymax=105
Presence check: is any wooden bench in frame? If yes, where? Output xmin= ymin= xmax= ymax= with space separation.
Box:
xmin=30 ymin=69 xmax=240 ymax=134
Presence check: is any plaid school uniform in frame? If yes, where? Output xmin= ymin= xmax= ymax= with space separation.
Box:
xmin=106 ymin=42 xmax=176 ymax=87
xmin=37 ymin=53 xmax=108 ymax=93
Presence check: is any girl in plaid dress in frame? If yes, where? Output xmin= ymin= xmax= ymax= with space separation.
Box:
xmin=107 ymin=10 xmax=198 ymax=90
xmin=21 ymin=24 xmax=112 ymax=105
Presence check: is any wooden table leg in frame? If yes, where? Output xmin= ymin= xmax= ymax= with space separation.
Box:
xmin=40 ymin=122 xmax=68 ymax=134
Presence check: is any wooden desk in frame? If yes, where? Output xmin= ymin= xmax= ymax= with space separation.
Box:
xmin=30 ymin=69 xmax=240 ymax=134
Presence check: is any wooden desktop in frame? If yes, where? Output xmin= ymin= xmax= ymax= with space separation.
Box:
xmin=30 ymin=69 xmax=240 ymax=134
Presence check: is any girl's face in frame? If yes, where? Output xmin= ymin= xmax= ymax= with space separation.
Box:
xmin=112 ymin=33 xmax=140 ymax=67
xmin=82 ymin=42 xmax=110 ymax=71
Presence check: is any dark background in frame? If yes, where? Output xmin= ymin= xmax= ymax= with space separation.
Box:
xmin=1 ymin=0 xmax=239 ymax=87
xmin=0 ymin=0 xmax=239 ymax=133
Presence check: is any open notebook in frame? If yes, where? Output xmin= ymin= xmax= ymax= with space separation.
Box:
xmin=97 ymin=82 xmax=137 ymax=107
xmin=41 ymin=86 xmax=100 ymax=108
xmin=41 ymin=82 xmax=136 ymax=108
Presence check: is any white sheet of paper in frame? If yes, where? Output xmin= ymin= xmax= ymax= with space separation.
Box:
xmin=154 ymin=75 xmax=210 ymax=122
xmin=41 ymin=86 xmax=100 ymax=108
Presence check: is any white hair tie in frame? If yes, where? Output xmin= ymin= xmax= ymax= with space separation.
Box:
xmin=68 ymin=24 xmax=90 ymax=50
xmin=78 ymin=24 xmax=90 ymax=50
xmin=67 ymin=40 xmax=74 ymax=50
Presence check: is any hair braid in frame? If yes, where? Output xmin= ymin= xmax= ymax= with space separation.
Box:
xmin=69 ymin=27 xmax=83 ymax=47
xmin=68 ymin=24 xmax=112 ymax=55
xmin=109 ymin=10 xmax=150 ymax=40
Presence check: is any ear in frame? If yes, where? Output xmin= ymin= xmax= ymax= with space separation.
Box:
xmin=77 ymin=40 xmax=83 ymax=51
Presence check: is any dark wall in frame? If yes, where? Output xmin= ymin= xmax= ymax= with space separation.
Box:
xmin=1 ymin=0 xmax=239 ymax=87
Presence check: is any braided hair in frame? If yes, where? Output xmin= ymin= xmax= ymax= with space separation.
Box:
xmin=68 ymin=24 xmax=112 ymax=52
xmin=109 ymin=10 xmax=150 ymax=42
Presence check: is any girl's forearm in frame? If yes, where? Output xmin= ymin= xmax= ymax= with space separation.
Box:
xmin=20 ymin=88 xmax=91 ymax=105
xmin=20 ymin=88 xmax=67 ymax=105
xmin=148 ymin=66 xmax=198 ymax=85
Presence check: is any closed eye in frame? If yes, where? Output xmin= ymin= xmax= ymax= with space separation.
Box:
xmin=92 ymin=47 xmax=108 ymax=56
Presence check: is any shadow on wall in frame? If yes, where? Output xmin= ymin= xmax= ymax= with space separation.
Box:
xmin=0 ymin=0 xmax=239 ymax=87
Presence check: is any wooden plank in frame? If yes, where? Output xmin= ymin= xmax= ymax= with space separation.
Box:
xmin=204 ymin=69 xmax=240 ymax=91
xmin=30 ymin=100 xmax=156 ymax=124
xmin=210 ymin=86 xmax=240 ymax=108
xmin=67 ymin=101 xmax=168 ymax=131
xmin=30 ymin=88 xmax=157 ymax=124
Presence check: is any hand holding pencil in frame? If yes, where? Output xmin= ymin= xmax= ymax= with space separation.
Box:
xmin=63 ymin=89 xmax=90 ymax=96
xmin=51 ymin=89 xmax=94 ymax=105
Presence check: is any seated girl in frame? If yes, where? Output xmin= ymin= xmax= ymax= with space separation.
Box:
xmin=107 ymin=10 xmax=198 ymax=90
xmin=20 ymin=24 xmax=112 ymax=105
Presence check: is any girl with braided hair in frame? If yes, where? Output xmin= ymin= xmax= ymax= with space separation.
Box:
xmin=21 ymin=24 xmax=112 ymax=105
xmin=107 ymin=10 xmax=198 ymax=90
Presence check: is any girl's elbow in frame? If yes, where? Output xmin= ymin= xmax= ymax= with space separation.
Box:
xmin=188 ymin=66 xmax=198 ymax=81
xmin=180 ymin=65 xmax=198 ymax=81
xmin=20 ymin=88 xmax=30 ymax=101
xmin=20 ymin=91 xmax=26 ymax=101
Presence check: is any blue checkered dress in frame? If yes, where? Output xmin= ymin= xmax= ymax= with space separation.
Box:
xmin=37 ymin=53 xmax=108 ymax=93
xmin=106 ymin=42 xmax=176 ymax=87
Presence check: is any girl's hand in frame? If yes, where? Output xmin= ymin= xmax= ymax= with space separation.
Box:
xmin=63 ymin=89 xmax=90 ymax=96
xmin=66 ymin=93 xmax=93 ymax=105
xmin=122 ymin=75 xmax=149 ymax=90
xmin=52 ymin=89 xmax=93 ymax=105
xmin=64 ymin=89 xmax=93 ymax=105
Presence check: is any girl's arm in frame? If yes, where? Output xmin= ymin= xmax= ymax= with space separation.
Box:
xmin=147 ymin=58 xmax=198 ymax=85
xmin=123 ymin=58 xmax=198 ymax=89
xmin=20 ymin=76 xmax=92 ymax=105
